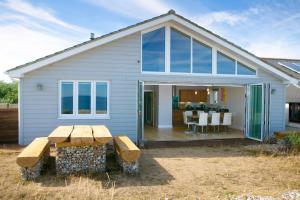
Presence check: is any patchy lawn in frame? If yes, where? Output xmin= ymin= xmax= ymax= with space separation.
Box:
xmin=0 ymin=145 xmax=299 ymax=200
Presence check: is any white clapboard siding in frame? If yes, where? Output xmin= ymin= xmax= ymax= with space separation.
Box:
xmin=20 ymin=27 xmax=286 ymax=144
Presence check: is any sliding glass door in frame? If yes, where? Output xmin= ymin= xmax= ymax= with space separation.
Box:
xmin=247 ymin=84 xmax=264 ymax=141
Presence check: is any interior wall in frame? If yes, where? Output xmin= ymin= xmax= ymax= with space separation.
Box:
xmin=224 ymin=87 xmax=245 ymax=130
xmin=158 ymin=85 xmax=173 ymax=128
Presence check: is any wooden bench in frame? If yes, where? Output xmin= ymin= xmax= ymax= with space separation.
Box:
xmin=16 ymin=137 xmax=50 ymax=180
xmin=113 ymin=136 xmax=141 ymax=174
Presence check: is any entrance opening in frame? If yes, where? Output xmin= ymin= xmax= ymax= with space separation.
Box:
xmin=144 ymin=91 xmax=154 ymax=126
xmin=143 ymin=84 xmax=246 ymax=141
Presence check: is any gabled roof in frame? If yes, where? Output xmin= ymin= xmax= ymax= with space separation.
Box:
xmin=261 ymin=58 xmax=300 ymax=80
xmin=6 ymin=10 xmax=299 ymax=84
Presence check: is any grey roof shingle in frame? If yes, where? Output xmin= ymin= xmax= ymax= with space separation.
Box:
xmin=261 ymin=58 xmax=300 ymax=80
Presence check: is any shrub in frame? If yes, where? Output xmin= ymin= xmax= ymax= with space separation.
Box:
xmin=284 ymin=132 xmax=300 ymax=151
xmin=0 ymin=81 xmax=18 ymax=104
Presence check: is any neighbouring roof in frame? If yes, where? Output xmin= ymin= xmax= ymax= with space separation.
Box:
xmin=261 ymin=58 xmax=300 ymax=80
xmin=5 ymin=10 xmax=299 ymax=84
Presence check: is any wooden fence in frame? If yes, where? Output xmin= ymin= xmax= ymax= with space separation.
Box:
xmin=0 ymin=107 xmax=18 ymax=143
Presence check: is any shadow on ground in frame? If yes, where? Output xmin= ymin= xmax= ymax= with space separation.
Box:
xmin=34 ymin=149 xmax=175 ymax=188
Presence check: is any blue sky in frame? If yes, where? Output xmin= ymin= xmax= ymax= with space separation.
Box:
xmin=0 ymin=0 xmax=300 ymax=81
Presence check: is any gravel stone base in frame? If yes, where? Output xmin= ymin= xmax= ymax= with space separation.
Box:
xmin=116 ymin=153 xmax=139 ymax=175
xmin=56 ymin=144 xmax=106 ymax=175
xmin=20 ymin=148 xmax=50 ymax=180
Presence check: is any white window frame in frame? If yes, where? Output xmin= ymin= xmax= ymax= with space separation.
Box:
xmin=140 ymin=23 xmax=257 ymax=77
xmin=58 ymin=80 xmax=110 ymax=119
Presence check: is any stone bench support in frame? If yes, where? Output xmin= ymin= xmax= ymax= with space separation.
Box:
xmin=20 ymin=148 xmax=49 ymax=180
xmin=113 ymin=136 xmax=141 ymax=175
xmin=55 ymin=143 xmax=107 ymax=175
xmin=17 ymin=137 xmax=50 ymax=180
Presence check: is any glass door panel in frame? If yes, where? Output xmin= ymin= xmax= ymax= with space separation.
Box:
xmin=248 ymin=84 xmax=263 ymax=140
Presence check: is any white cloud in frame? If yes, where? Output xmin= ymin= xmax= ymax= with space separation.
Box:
xmin=0 ymin=0 xmax=91 ymax=82
xmin=193 ymin=11 xmax=247 ymax=28
xmin=86 ymin=0 xmax=170 ymax=19
xmin=247 ymin=37 xmax=300 ymax=59
xmin=1 ymin=0 xmax=88 ymax=33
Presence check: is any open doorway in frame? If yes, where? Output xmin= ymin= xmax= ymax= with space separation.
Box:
xmin=143 ymin=84 xmax=247 ymax=141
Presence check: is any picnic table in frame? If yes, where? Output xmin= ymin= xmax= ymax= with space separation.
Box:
xmin=48 ymin=125 xmax=112 ymax=175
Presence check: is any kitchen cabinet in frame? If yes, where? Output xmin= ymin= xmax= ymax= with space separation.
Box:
xmin=179 ymin=90 xmax=207 ymax=102
xmin=173 ymin=110 xmax=184 ymax=126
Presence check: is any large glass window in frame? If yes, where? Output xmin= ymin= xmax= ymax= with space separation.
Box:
xmin=170 ymin=28 xmax=191 ymax=73
xmin=142 ymin=27 xmax=165 ymax=72
xmin=217 ymin=52 xmax=236 ymax=74
xmin=60 ymin=81 xmax=109 ymax=118
xmin=193 ymin=39 xmax=212 ymax=73
xmin=96 ymin=82 xmax=108 ymax=114
xmin=141 ymin=26 xmax=255 ymax=77
xmin=78 ymin=82 xmax=91 ymax=114
xmin=61 ymin=82 xmax=73 ymax=114
xmin=237 ymin=62 xmax=256 ymax=75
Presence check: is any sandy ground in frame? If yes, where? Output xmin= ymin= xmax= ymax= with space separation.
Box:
xmin=0 ymin=144 xmax=299 ymax=200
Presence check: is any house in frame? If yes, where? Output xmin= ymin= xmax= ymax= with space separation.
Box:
xmin=261 ymin=58 xmax=300 ymax=128
xmin=6 ymin=10 xmax=300 ymax=145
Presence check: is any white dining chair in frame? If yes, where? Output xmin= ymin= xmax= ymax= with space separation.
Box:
xmin=221 ymin=113 xmax=232 ymax=132
xmin=183 ymin=111 xmax=194 ymax=129
xmin=197 ymin=110 xmax=205 ymax=117
xmin=195 ymin=112 xmax=208 ymax=133
xmin=209 ymin=112 xmax=220 ymax=132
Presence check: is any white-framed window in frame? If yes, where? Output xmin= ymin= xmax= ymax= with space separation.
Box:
xmin=217 ymin=52 xmax=236 ymax=75
xmin=170 ymin=27 xmax=191 ymax=73
xmin=141 ymin=27 xmax=165 ymax=72
xmin=59 ymin=80 xmax=110 ymax=119
xmin=141 ymin=25 xmax=256 ymax=77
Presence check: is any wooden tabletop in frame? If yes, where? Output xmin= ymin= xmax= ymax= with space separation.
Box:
xmin=48 ymin=125 xmax=113 ymax=146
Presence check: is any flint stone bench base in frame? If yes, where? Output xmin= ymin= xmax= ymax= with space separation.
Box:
xmin=56 ymin=144 xmax=106 ymax=175
xmin=20 ymin=149 xmax=49 ymax=180
xmin=116 ymin=154 xmax=139 ymax=175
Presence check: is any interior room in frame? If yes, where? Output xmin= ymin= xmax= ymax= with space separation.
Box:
xmin=143 ymin=84 xmax=246 ymax=141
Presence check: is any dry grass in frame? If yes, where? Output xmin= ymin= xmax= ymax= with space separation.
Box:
xmin=0 ymin=144 xmax=299 ymax=200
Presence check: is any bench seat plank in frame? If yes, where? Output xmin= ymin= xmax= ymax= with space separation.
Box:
xmin=16 ymin=137 xmax=50 ymax=167
xmin=48 ymin=126 xmax=73 ymax=143
xmin=113 ymin=136 xmax=141 ymax=162
xmin=71 ymin=125 xmax=94 ymax=146
xmin=92 ymin=125 xmax=112 ymax=144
